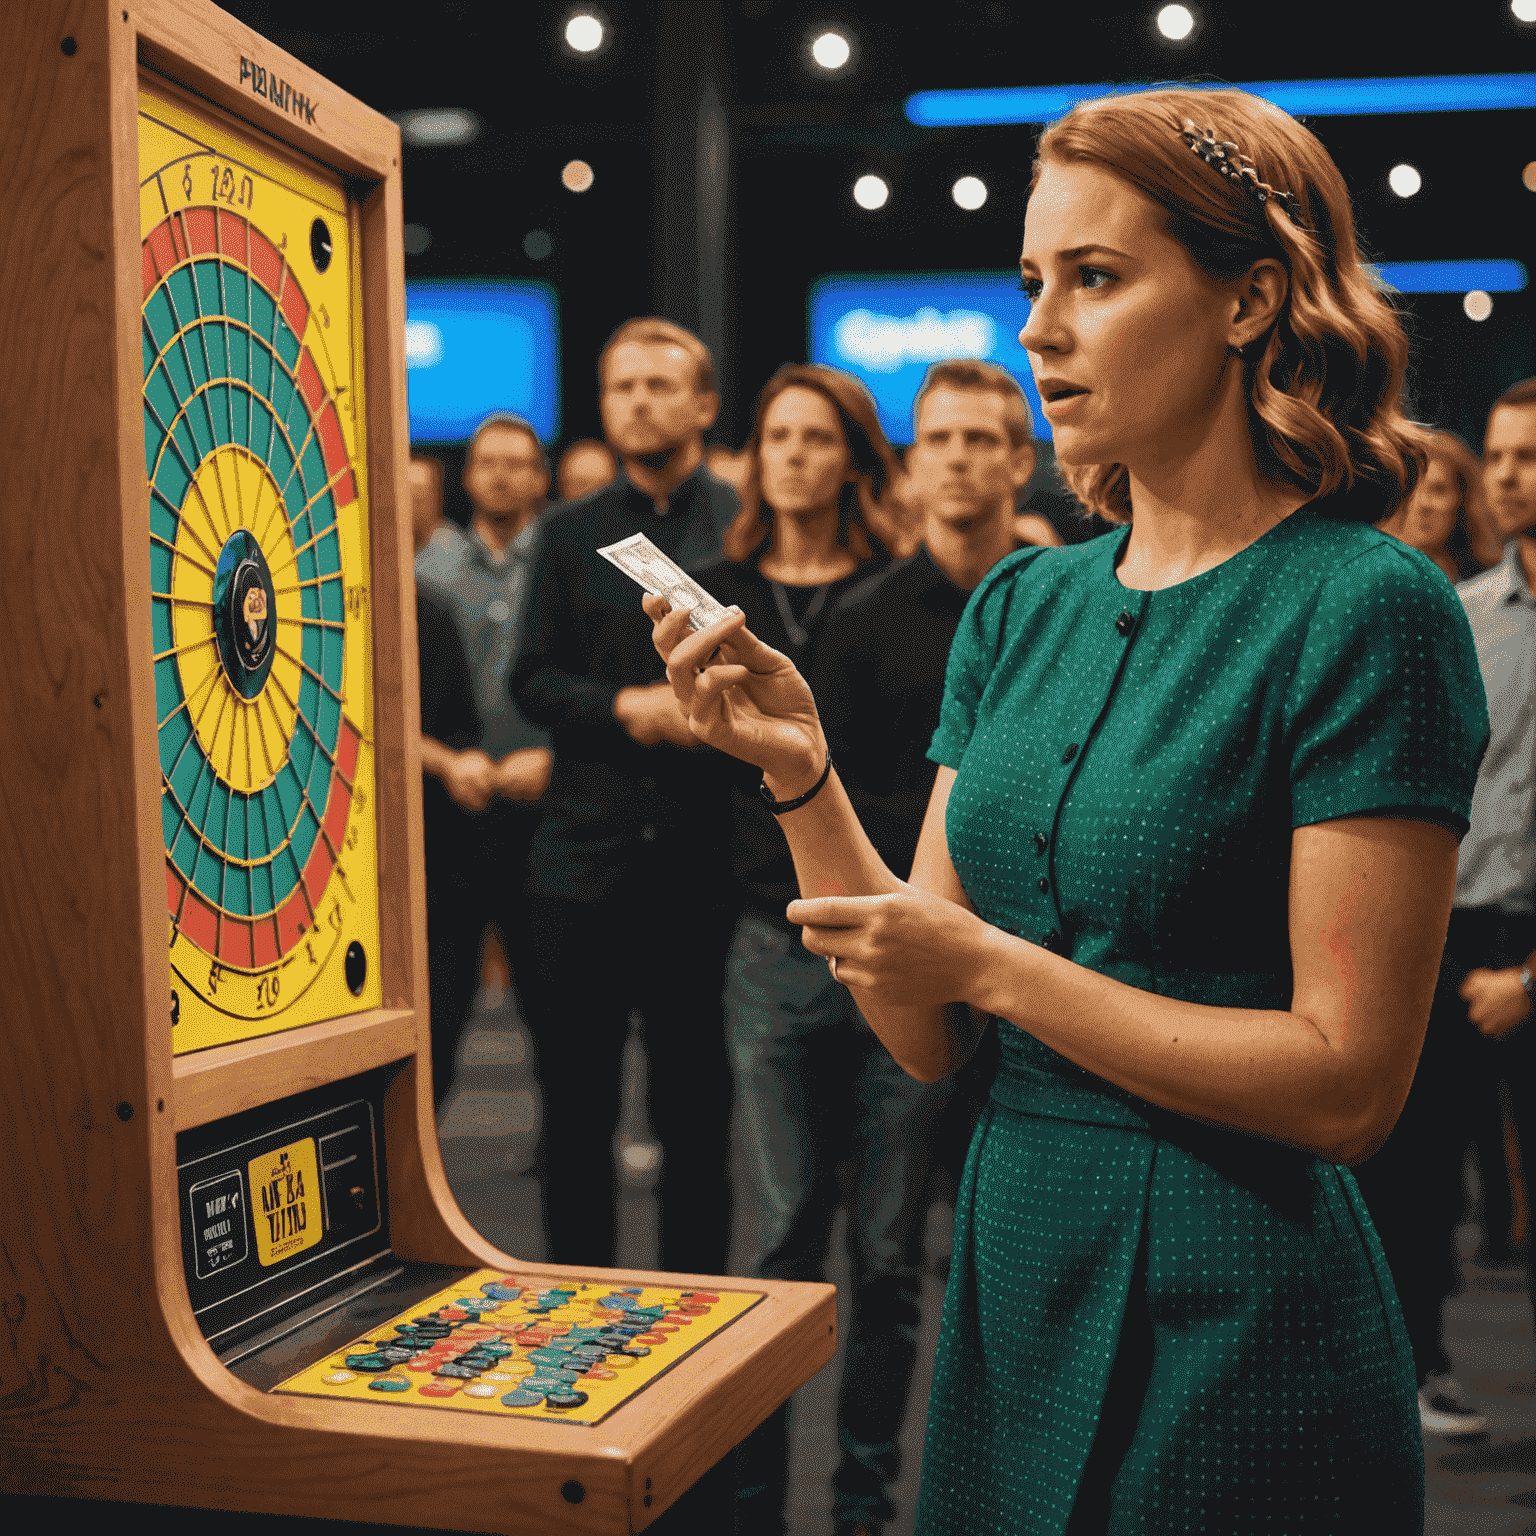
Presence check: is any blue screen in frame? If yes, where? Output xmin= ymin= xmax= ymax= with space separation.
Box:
xmin=808 ymin=273 xmax=1046 ymax=445
xmin=405 ymin=279 xmax=560 ymax=444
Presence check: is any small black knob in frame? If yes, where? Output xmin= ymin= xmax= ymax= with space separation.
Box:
xmin=1061 ymin=743 xmax=1079 ymax=764
xmin=1032 ymin=831 xmax=1048 ymax=854
xmin=1116 ymin=610 xmax=1135 ymax=636
xmin=1037 ymin=877 xmax=1050 ymax=894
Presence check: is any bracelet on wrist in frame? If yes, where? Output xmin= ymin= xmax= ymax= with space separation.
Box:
xmin=760 ymin=755 xmax=833 ymax=816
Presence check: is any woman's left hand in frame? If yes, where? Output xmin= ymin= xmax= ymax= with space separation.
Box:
xmin=788 ymin=886 xmax=1009 ymax=1007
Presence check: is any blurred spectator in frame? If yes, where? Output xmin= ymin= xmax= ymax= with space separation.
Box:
xmin=415 ymin=414 xmax=554 ymax=1108
xmin=1353 ymin=377 xmax=1536 ymax=1440
xmin=410 ymin=454 xmax=450 ymax=554
xmin=555 ymin=437 xmax=617 ymax=502
xmin=1377 ymin=429 xmax=1501 ymax=581
xmin=511 ymin=318 xmax=738 ymax=1273
xmin=705 ymin=442 xmax=751 ymax=494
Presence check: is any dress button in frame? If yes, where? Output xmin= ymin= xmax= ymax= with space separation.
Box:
xmin=1042 ymin=930 xmax=1062 ymax=953
xmin=1116 ymin=610 xmax=1135 ymax=636
xmin=1032 ymin=831 xmax=1048 ymax=855
xmin=1037 ymin=877 xmax=1049 ymax=894
xmin=1061 ymin=743 xmax=1079 ymax=764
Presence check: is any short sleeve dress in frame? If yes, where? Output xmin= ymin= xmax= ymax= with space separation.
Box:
xmin=913 ymin=505 xmax=1489 ymax=1535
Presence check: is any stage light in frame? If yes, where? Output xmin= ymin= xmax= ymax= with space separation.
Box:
xmin=812 ymin=31 xmax=851 ymax=69
xmin=1157 ymin=5 xmax=1195 ymax=39
xmin=905 ymin=74 xmax=1536 ymax=125
xmin=523 ymin=230 xmax=553 ymax=260
xmin=854 ymin=174 xmax=890 ymax=210
xmin=566 ymin=13 xmax=603 ymax=51
xmin=402 ymin=223 xmax=432 ymax=256
xmin=396 ymin=108 xmax=482 ymax=148
xmin=1388 ymin=164 xmax=1422 ymax=198
xmin=1464 ymin=290 xmax=1494 ymax=321
xmin=1514 ymin=0 xmax=1536 ymax=22
xmin=1523 ymin=162 xmax=1536 ymax=192
xmin=952 ymin=176 xmax=988 ymax=210
xmin=562 ymin=159 xmax=595 ymax=192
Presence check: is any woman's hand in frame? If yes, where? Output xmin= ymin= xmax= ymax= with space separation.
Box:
xmin=644 ymin=594 xmax=827 ymax=790
xmin=788 ymin=885 xmax=1010 ymax=1009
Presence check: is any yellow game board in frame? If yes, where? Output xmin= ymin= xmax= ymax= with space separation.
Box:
xmin=273 ymin=1269 xmax=765 ymax=1425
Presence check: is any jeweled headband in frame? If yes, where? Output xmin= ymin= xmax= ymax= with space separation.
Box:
xmin=1181 ymin=119 xmax=1308 ymax=232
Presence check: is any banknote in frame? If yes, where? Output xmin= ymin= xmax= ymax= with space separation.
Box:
xmin=596 ymin=532 xmax=734 ymax=632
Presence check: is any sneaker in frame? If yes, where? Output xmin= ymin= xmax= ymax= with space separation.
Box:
xmin=1418 ymin=1371 xmax=1488 ymax=1437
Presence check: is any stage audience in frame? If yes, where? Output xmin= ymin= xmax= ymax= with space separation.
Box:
xmin=1354 ymin=377 xmax=1536 ymax=1439
xmin=511 ymin=317 xmax=739 ymax=1273
xmin=1377 ymin=428 xmax=1501 ymax=581
xmin=414 ymin=415 xmax=553 ymax=1107
xmin=555 ymin=437 xmax=617 ymax=502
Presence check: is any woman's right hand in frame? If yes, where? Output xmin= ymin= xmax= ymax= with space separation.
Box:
xmin=643 ymin=594 xmax=826 ymax=791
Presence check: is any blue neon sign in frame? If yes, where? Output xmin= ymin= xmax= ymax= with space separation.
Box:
xmin=405 ymin=279 xmax=560 ymax=444
xmin=905 ymin=74 xmax=1536 ymax=126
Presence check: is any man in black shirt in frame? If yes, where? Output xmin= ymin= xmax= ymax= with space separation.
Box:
xmin=802 ymin=359 xmax=1042 ymax=1536
xmin=510 ymin=318 xmax=738 ymax=1273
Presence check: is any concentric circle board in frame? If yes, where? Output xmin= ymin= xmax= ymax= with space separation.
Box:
xmin=140 ymin=79 xmax=382 ymax=1053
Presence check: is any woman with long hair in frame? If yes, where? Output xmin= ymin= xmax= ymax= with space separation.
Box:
xmin=696 ymin=365 xmax=925 ymax=1535
xmin=1377 ymin=427 xmax=1502 ymax=581
xmin=645 ymin=87 xmax=1488 ymax=1531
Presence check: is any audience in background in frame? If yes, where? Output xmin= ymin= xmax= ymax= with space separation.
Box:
xmin=705 ymin=442 xmax=752 ymax=494
xmin=415 ymin=414 xmax=553 ymax=1107
xmin=409 ymin=453 xmax=451 ymax=556
xmin=511 ymin=318 xmax=739 ymax=1275
xmin=555 ymin=437 xmax=617 ymax=502
xmin=1377 ymin=428 xmax=1501 ymax=581
xmin=1353 ymin=377 xmax=1536 ymax=1440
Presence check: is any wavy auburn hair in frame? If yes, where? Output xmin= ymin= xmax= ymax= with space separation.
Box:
xmin=1033 ymin=88 xmax=1429 ymax=524
xmin=721 ymin=363 xmax=916 ymax=563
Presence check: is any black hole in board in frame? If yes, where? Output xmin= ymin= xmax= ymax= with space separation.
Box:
xmin=116 ymin=1102 xmax=133 ymax=1122
xmin=345 ymin=941 xmax=367 ymax=996
xmin=560 ymin=1481 xmax=585 ymax=1505
xmin=310 ymin=218 xmax=333 ymax=274
xmin=61 ymin=36 xmax=77 ymax=54
xmin=171 ymin=989 xmax=180 ymax=1028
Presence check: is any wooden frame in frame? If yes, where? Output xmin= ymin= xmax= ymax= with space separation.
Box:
xmin=0 ymin=4 xmax=835 ymax=1530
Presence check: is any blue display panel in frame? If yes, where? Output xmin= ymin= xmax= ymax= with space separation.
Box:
xmin=405 ymin=279 xmax=560 ymax=444
xmin=808 ymin=273 xmax=1045 ymax=444
xmin=809 ymin=263 xmax=1530 ymax=447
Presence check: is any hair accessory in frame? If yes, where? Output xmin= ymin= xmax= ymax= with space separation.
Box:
xmin=1180 ymin=120 xmax=1307 ymax=231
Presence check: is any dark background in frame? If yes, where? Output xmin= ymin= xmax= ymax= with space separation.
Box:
xmin=220 ymin=0 xmax=1535 ymax=519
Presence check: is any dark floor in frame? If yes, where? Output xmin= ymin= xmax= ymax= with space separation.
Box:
xmin=437 ymin=979 xmax=1536 ymax=1536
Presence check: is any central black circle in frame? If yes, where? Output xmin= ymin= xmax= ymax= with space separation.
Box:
xmin=345 ymin=941 xmax=367 ymax=997
xmin=311 ymin=218 xmax=333 ymax=273
xmin=212 ymin=530 xmax=277 ymax=699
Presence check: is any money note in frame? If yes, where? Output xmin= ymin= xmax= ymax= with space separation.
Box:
xmin=596 ymin=532 xmax=734 ymax=633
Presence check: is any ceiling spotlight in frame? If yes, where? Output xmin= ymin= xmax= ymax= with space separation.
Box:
xmin=1388 ymin=163 xmax=1422 ymax=198
xmin=566 ymin=13 xmax=604 ymax=51
xmin=1464 ymin=289 xmax=1493 ymax=321
xmin=523 ymin=230 xmax=553 ymax=261
xmin=812 ymin=31 xmax=852 ymax=69
xmin=853 ymin=174 xmax=889 ymax=210
xmin=397 ymin=108 xmax=482 ymax=148
xmin=1157 ymin=4 xmax=1195 ymax=39
xmin=952 ymin=176 xmax=988 ymax=211
xmin=562 ymin=159 xmax=595 ymax=193
xmin=1514 ymin=0 xmax=1536 ymax=21
xmin=1523 ymin=161 xmax=1536 ymax=192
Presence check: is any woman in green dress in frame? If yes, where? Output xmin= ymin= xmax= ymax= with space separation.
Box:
xmin=646 ymin=87 xmax=1489 ymax=1532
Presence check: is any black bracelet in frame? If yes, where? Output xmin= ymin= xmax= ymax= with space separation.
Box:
xmin=759 ymin=755 xmax=833 ymax=816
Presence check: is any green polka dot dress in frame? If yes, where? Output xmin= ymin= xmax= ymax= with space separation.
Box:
xmin=917 ymin=505 xmax=1489 ymax=1534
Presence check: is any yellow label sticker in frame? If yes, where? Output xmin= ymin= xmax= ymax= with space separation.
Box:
xmin=248 ymin=1138 xmax=323 ymax=1266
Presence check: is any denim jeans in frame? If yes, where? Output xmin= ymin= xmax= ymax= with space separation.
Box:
xmin=727 ymin=909 xmax=953 ymax=1532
